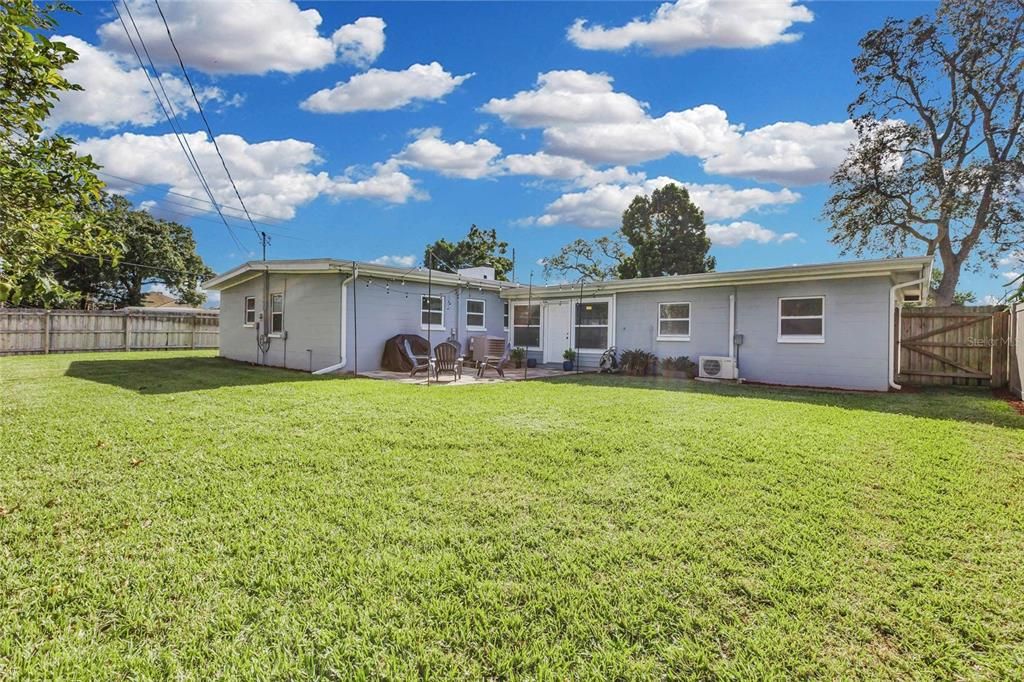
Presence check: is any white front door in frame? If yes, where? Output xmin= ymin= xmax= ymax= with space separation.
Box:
xmin=543 ymin=300 xmax=572 ymax=364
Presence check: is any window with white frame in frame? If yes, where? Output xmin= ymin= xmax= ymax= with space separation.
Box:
xmin=658 ymin=302 xmax=690 ymax=340
xmin=574 ymin=301 xmax=609 ymax=350
xmin=503 ymin=301 xmax=509 ymax=330
xmin=421 ymin=295 xmax=444 ymax=330
xmin=270 ymin=293 xmax=284 ymax=334
xmin=466 ymin=299 xmax=486 ymax=330
xmin=512 ymin=303 xmax=540 ymax=348
xmin=778 ymin=296 xmax=824 ymax=342
xmin=243 ymin=296 xmax=256 ymax=326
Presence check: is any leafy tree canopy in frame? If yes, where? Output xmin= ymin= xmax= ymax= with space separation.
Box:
xmin=542 ymin=234 xmax=631 ymax=282
xmin=620 ymin=183 xmax=714 ymax=278
xmin=825 ymin=0 xmax=1024 ymax=306
xmin=30 ymin=194 xmax=214 ymax=308
xmin=424 ymin=225 xmax=513 ymax=281
xmin=1 ymin=0 xmax=116 ymax=305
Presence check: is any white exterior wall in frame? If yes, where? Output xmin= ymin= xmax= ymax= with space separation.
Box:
xmin=504 ymin=275 xmax=893 ymax=390
xmin=219 ymin=272 xmax=343 ymax=371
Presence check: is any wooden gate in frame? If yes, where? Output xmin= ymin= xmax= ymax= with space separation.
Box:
xmin=897 ymin=306 xmax=1010 ymax=387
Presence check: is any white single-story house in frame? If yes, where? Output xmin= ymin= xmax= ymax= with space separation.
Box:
xmin=204 ymin=255 xmax=933 ymax=391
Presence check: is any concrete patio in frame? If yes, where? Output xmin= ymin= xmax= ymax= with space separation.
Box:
xmin=358 ymin=365 xmax=578 ymax=385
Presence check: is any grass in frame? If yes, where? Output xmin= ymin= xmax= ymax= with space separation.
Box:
xmin=1 ymin=350 xmax=1023 ymax=679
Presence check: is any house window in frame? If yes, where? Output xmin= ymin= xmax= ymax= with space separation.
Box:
xmin=421 ymin=295 xmax=444 ymax=330
xmin=778 ymin=296 xmax=824 ymax=343
xmin=243 ymin=296 xmax=256 ymax=326
xmin=512 ymin=303 xmax=540 ymax=348
xmin=466 ymin=299 xmax=486 ymax=330
xmin=574 ymin=301 xmax=609 ymax=350
xmin=270 ymin=293 xmax=284 ymax=334
xmin=658 ymin=302 xmax=690 ymax=340
xmin=503 ymin=301 xmax=509 ymax=330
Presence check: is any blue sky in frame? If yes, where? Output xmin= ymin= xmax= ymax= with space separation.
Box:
xmin=49 ymin=1 xmax=1017 ymax=302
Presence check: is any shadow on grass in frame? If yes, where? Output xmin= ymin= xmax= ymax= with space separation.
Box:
xmin=537 ymin=373 xmax=1024 ymax=430
xmin=65 ymin=356 xmax=320 ymax=394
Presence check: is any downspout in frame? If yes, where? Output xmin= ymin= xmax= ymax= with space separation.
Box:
xmin=888 ymin=275 xmax=928 ymax=390
xmin=728 ymin=292 xmax=736 ymax=360
xmin=312 ymin=267 xmax=357 ymax=375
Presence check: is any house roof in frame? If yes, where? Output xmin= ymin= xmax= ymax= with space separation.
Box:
xmin=204 ymin=258 xmax=521 ymax=292
xmin=503 ymin=255 xmax=934 ymax=300
xmin=206 ymin=255 xmax=933 ymax=300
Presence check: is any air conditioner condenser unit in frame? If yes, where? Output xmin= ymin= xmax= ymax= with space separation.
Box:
xmin=698 ymin=356 xmax=738 ymax=380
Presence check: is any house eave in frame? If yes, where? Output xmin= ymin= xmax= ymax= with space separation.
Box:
xmin=501 ymin=256 xmax=934 ymax=300
xmin=205 ymin=258 xmax=520 ymax=292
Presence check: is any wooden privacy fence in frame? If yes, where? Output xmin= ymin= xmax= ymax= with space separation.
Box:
xmin=0 ymin=308 xmax=219 ymax=355
xmin=897 ymin=305 xmax=1010 ymax=387
xmin=1011 ymin=303 xmax=1023 ymax=398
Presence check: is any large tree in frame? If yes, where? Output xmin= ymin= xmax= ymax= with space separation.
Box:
xmin=825 ymin=0 xmax=1024 ymax=306
xmin=38 ymin=195 xmax=214 ymax=308
xmin=1 ymin=0 xmax=115 ymax=305
xmin=423 ymin=225 xmax=513 ymax=280
xmin=542 ymin=233 xmax=632 ymax=282
xmin=620 ymin=183 xmax=715 ymax=278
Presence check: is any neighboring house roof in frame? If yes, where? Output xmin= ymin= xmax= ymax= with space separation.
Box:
xmin=205 ymin=255 xmax=933 ymax=301
xmin=141 ymin=291 xmax=179 ymax=307
xmin=203 ymin=258 xmax=521 ymax=292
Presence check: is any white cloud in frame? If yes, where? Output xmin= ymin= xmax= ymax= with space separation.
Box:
xmin=998 ymin=251 xmax=1023 ymax=268
xmin=532 ymin=177 xmax=799 ymax=228
xmin=1004 ymin=271 xmax=1022 ymax=280
xmin=980 ymin=294 xmax=1003 ymax=306
xmin=98 ymin=0 xmax=348 ymax=75
xmin=394 ymin=129 xmax=501 ymax=179
xmin=47 ymin=35 xmax=229 ymax=130
xmin=702 ymin=120 xmax=856 ymax=185
xmin=483 ymin=71 xmax=853 ymax=185
xmin=301 ymin=62 xmax=473 ymax=114
xmin=543 ymin=104 xmax=740 ymax=165
xmin=568 ymin=0 xmax=814 ymax=54
xmin=332 ymin=17 xmax=386 ymax=68
xmin=481 ymin=70 xmax=647 ymax=127
xmin=326 ymin=159 xmax=427 ymax=204
xmin=500 ymin=152 xmax=643 ymax=187
xmin=369 ymin=254 xmax=417 ymax=267
xmin=706 ymin=221 xmax=798 ymax=247
xmin=78 ymin=131 xmax=422 ymax=221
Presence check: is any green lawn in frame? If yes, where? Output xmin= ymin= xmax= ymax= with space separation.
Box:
xmin=2 ymin=351 xmax=1023 ymax=679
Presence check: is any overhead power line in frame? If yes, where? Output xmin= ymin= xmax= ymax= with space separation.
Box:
xmin=111 ymin=0 xmax=245 ymax=251
xmin=95 ymin=171 xmax=291 ymax=226
xmin=153 ymin=0 xmax=262 ymax=252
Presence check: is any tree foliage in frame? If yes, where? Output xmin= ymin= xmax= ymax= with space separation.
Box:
xmin=620 ymin=183 xmax=714 ymax=278
xmin=542 ymin=234 xmax=631 ymax=282
xmin=31 ymin=194 xmax=214 ymax=308
xmin=824 ymin=0 xmax=1024 ymax=306
xmin=423 ymin=225 xmax=513 ymax=280
xmin=1 ymin=0 xmax=115 ymax=305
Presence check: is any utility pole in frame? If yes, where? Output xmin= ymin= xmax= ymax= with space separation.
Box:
xmin=260 ymin=231 xmax=270 ymax=261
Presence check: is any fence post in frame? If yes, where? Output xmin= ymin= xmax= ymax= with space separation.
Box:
xmin=125 ymin=312 xmax=131 ymax=352
xmin=191 ymin=314 xmax=197 ymax=350
xmin=43 ymin=310 xmax=50 ymax=354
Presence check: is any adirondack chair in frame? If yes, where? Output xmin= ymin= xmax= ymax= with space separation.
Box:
xmin=403 ymin=339 xmax=431 ymax=377
xmin=432 ymin=341 xmax=463 ymax=381
xmin=476 ymin=337 xmax=510 ymax=378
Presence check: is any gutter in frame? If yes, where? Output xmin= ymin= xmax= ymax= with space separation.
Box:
xmin=887 ymin=275 xmax=929 ymax=390
xmin=312 ymin=267 xmax=357 ymax=375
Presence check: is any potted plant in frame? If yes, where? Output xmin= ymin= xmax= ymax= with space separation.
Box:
xmin=562 ymin=348 xmax=576 ymax=371
xmin=511 ymin=346 xmax=526 ymax=369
